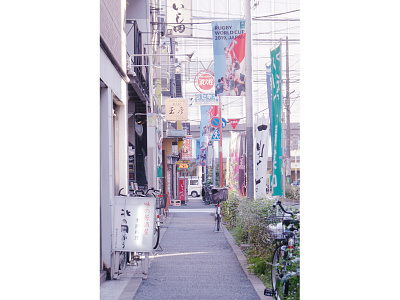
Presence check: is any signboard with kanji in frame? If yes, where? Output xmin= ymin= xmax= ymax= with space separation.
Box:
xmin=194 ymin=93 xmax=219 ymax=106
xmin=166 ymin=0 xmax=192 ymax=37
xmin=181 ymin=136 xmax=192 ymax=159
xmin=179 ymin=178 xmax=187 ymax=204
xmin=165 ymin=98 xmax=188 ymax=121
xmin=194 ymin=70 xmax=215 ymax=93
xmin=113 ymin=196 xmax=156 ymax=252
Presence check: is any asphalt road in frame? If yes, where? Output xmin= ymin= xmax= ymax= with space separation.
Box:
xmin=132 ymin=197 xmax=261 ymax=300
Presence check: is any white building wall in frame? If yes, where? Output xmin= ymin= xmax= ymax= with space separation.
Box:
xmin=100 ymin=83 xmax=114 ymax=276
xmin=100 ymin=48 xmax=128 ymax=280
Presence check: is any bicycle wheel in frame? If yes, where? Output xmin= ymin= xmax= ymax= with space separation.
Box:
xmin=153 ymin=224 xmax=160 ymax=249
xmin=216 ymin=214 xmax=221 ymax=231
xmin=118 ymin=251 xmax=127 ymax=271
xmin=271 ymin=245 xmax=286 ymax=300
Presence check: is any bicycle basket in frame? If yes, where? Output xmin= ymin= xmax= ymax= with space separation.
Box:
xmin=265 ymin=216 xmax=287 ymax=240
xmin=210 ymin=188 xmax=228 ymax=204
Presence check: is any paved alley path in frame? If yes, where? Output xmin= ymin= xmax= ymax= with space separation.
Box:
xmin=132 ymin=198 xmax=261 ymax=300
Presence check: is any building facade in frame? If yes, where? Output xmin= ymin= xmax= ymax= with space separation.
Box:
xmin=100 ymin=0 xmax=129 ymax=282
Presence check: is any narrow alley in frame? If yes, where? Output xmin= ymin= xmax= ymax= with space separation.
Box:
xmin=101 ymin=197 xmax=270 ymax=300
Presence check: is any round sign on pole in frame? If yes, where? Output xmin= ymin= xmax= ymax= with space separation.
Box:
xmin=211 ymin=116 xmax=220 ymax=128
xmin=194 ymin=70 xmax=215 ymax=93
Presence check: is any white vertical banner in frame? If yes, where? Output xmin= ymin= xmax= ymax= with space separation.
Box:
xmin=255 ymin=115 xmax=269 ymax=198
xmin=166 ymin=0 xmax=192 ymax=37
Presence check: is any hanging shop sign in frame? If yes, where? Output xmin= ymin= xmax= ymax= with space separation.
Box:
xmin=165 ymin=98 xmax=188 ymax=121
xmin=166 ymin=0 xmax=192 ymax=37
xmin=177 ymin=162 xmax=191 ymax=170
xmin=113 ymin=196 xmax=156 ymax=252
xmin=194 ymin=93 xmax=219 ymax=106
xmin=181 ymin=136 xmax=192 ymax=160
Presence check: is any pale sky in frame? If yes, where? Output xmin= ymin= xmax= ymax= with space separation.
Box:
xmin=172 ymin=0 xmax=301 ymax=126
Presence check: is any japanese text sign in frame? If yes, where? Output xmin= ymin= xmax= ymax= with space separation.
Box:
xmin=181 ymin=136 xmax=192 ymax=159
xmin=194 ymin=93 xmax=219 ymax=106
xmin=165 ymin=98 xmax=188 ymax=121
xmin=179 ymin=178 xmax=186 ymax=202
xmin=113 ymin=196 xmax=156 ymax=252
xmin=270 ymin=45 xmax=283 ymax=196
xmin=166 ymin=0 xmax=192 ymax=37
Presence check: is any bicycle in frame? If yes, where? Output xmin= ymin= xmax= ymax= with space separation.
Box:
xmin=119 ymin=187 xmax=162 ymax=250
xmin=213 ymin=187 xmax=228 ymax=232
xmin=202 ymin=184 xmax=213 ymax=205
xmin=215 ymin=200 xmax=222 ymax=232
xmin=146 ymin=187 xmax=165 ymax=250
xmin=264 ymin=200 xmax=300 ymax=300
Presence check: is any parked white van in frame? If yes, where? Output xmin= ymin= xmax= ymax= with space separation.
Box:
xmin=180 ymin=176 xmax=202 ymax=197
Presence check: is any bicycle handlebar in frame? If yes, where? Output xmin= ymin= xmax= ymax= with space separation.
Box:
xmin=274 ymin=200 xmax=299 ymax=216
xmin=131 ymin=186 xmax=161 ymax=197
xmin=118 ymin=188 xmax=127 ymax=196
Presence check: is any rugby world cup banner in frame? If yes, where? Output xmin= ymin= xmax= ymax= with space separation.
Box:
xmin=270 ymin=45 xmax=283 ymax=196
xmin=212 ymin=20 xmax=246 ymax=97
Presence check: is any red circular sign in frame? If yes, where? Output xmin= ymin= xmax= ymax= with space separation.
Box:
xmin=194 ymin=70 xmax=214 ymax=93
xmin=198 ymin=73 xmax=214 ymax=90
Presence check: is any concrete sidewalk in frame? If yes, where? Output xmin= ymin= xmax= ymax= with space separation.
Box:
xmin=100 ymin=198 xmax=272 ymax=300
xmin=100 ymin=212 xmax=172 ymax=300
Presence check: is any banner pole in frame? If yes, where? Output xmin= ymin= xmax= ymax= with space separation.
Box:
xmin=280 ymin=38 xmax=286 ymax=201
xmin=219 ymin=96 xmax=223 ymax=187
xmin=245 ymin=0 xmax=254 ymax=199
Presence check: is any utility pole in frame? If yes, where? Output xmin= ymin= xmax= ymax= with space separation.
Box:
xmin=245 ymin=0 xmax=254 ymax=199
xmin=219 ymin=97 xmax=223 ymax=187
xmin=285 ymin=36 xmax=291 ymax=185
xmin=170 ymin=38 xmax=176 ymax=98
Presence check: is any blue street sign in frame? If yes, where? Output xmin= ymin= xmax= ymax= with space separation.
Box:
xmin=221 ymin=118 xmax=227 ymax=128
xmin=211 ymin=128 xmax=221 ymax=141
xmin=211 ymin=116 xmax=220 ymax=128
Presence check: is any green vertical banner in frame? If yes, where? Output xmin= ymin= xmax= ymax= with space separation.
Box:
xmin=270 ymin=45 xmax=283 ymax=196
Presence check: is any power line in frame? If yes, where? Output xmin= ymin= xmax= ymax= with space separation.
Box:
xmin=253 ymin=9 xmax=300 ymax=19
